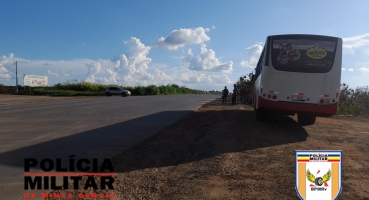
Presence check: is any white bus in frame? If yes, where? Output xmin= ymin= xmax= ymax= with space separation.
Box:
xmin=252 ymin=34 xmax=342 ymax=125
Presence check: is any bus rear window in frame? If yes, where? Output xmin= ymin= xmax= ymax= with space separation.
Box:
xmin=271 ymin=38 xmax=337 ymax=73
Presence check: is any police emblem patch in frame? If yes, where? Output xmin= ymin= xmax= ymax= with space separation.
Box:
xmin=295 ymin=150 xmax=342 ymax=200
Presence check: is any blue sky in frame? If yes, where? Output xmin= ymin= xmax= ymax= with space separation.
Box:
xmin=1 ymin=0 xmax=369 ymax=90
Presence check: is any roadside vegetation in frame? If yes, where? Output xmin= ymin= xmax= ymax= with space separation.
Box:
xmin=0 ymin=81 xmax=209 ymax=96
xmin=338 ymin=83 xmax=369 ymax=117
xmin=236 ymin=73 xmax=254 ymax=90
xmin=2 ymin=79 xmax=368 ymax=117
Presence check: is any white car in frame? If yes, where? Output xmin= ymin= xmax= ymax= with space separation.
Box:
xmin=105 ymin=87 xmax=131 ymax=97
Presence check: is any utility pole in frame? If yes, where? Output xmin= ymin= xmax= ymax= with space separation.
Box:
xmin=15 ymin=61 xmax=18 ymax=94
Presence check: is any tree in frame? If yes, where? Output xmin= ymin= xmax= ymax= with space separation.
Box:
xmin=236 ymin=73 xmax=255 ymax=90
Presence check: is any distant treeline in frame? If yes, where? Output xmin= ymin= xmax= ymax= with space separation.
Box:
xmin=0 ymin=81 xmax=209 ymax=96
xmin=208 ymin=90 xmax=223 ymax=95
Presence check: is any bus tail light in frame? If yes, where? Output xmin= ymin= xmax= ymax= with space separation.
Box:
xmin=324 ymin=94 xmax=329 ymax=97
xmin=272 ymin=95 xmax=277 ymax=99
xmin=325 ymin=99 xmax=330 ymax=103
xmin=332 ymin=99 xmax=335 ymax=103
xmin=320 ymin=99 xmax=324 ymax=103
xmin=267 ymin=94 xmax=272 ymax=99
xmin=336 ymin=93 xmax=338 ymax=98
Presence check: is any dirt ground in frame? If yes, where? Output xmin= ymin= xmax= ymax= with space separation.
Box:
xmin=0 ymin=94 xmax=105 ymax=106
xmin=51 ymin=97 xmax=369 ymax=200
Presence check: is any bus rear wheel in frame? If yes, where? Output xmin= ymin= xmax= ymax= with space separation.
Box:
xmin=297 ymin=112 xmax=308 ymax=124
xmin=307 ymin=113 xmax=317 ymax=125
xmin=255 ymin=108 xmax=263 ymax=121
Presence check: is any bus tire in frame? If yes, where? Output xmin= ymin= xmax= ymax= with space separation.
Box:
xmin=307 ymin=113 xmax=316 ymax=125
xmin=255 ymin=108 xmax=264 ymax=121
xmin=263 ymin=109 xmax=270 ymax=121
xmin=297 ymin=112 xmax=308 ymax=124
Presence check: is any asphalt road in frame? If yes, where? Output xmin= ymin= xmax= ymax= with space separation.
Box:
xmin=0 ymin=94 xmax=217 ymax=199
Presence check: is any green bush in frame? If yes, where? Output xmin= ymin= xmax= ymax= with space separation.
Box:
xmin=144 ymin=85 xmax=158 ymax=95
xmin=171 ymin=84 xmax=179 ymax=89
xmin=54 ymin=81 xmax=115 ymax=92
xmin=166 ymin=85 xmax=177 ymax=94
xmin=158 ymin=85 xmax=168 ymax=95
xmin=0 ymin=86 xmax=16 ymax=94
xmin=338 ymin=84 xmax=369 ymax=116
xmin=133 ymin=86 xmax=145 ymax=95
xmin=31 ymin=88 xmax=102 ymax=96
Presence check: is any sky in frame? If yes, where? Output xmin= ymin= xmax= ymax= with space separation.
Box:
xmin=1 ymin=0 xmax=369 ymax=91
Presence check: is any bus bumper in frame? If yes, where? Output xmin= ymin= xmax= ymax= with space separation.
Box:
xmin=258 ymin=97 xmax=337 ymax=115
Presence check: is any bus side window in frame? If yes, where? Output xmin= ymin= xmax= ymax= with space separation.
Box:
xmin=255 ymin=47 xmax=265 ymax=79
xmin=264 ymin=37 xmax=270 ymax=66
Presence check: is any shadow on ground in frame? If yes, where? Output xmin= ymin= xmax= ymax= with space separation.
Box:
xmin=0 ymin=111 xmax=192 ymax=170
xmin=110 ymin=106 xmax=308 ymax=173
xmin=0 ymin=103 xmax=308 ymax=173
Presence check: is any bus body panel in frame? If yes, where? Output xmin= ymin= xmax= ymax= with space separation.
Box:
xmin=253 ymin=75 xmax=261 ymax=109
xmin=258 ymin=97 xmax=338 ymax=116
xmin=253 ymin=35 xmax=342 ymax=116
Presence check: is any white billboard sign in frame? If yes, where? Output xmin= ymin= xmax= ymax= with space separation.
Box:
xmin=24 ymin=75 xmax=48 ymax=87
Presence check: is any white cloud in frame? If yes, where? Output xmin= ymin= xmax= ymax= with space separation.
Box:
xmin=341 ymin=67 xmax=353 ymax=72
xmin=124 ymin=37 xmax=151 ymax=58
xmin=181 ymin=73 xmax=212 ymax=84
xmin=155 ymin=68 xmax=172 ymax=82
xmin=177 ymin=72 xmax=232 ymax=91
xmin=47 ymin=70 xmax=59 ymax=76
xmin=0 ymin=51 xmax=233 ymax=90
xmin=61 ymin=71 xmax=71 ymax=76
xmin=46 ymin=70 xmax=70 ymax=77
xmin=181 ymin=44 xmax=233 ymax=72
xmin=360 ymin=67 xmax=369 ymax=73
xmin=17 ymin=59 xmax=32 ymax=64
xmin=180 ymin=73 xmax=231 ymax=85
xmin=240 ymin=42 xmax=264 ymax=68
xmin=85 ymin=61 xmax=101 ymax=82
xmin=357 ymin=61 xmax=369 ymax=73
xmin=0 ymin=53 xmax=14 ymax=79
xmin=0 ymin=68 xmax=11 ymax=79
xmin=343 ymin=33 xmax=369 ymax=54
xmin=147 ymin=65 xmax=232 ymax=88
xmin=0 ymin=55 xmax=102 ymax=83
xmin=212 ymin=25 xmax=216 ymax=30
xmin=211 ymin=74 xmax=232 ymax=84
xmin=155 ymin=27 xmax=210 ymax=50
xmin=97 ymin=37 xmax=154 ymax=85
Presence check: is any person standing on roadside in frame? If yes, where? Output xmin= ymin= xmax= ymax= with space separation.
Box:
xmin=232 ymin=84 xmax=237 ymax=105
xmin=222 ymin=86 xmax=229 ymax=103
xmin=237 ymin=86 xmax=241 ymax=104
xmin=246 ymin=87 xmax=252 ymax=104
